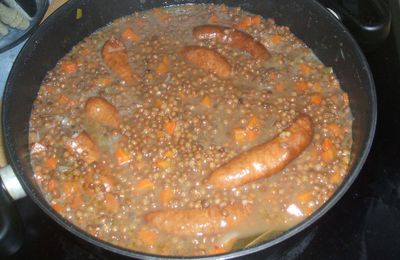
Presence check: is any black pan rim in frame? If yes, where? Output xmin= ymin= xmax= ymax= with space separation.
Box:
xmin=2 ymin=0 xmax=377 ymax=259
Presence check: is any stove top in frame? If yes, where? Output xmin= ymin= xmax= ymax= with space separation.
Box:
xmin=2 ymin=2 xmax=400 ymax=260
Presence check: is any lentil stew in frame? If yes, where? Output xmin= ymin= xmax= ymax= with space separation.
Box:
xmin=29 ymin=4 xmax=353 ymax=256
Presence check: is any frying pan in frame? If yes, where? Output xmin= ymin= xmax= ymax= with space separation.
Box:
xmin=0 ymin=0 xmax=384 ymax=258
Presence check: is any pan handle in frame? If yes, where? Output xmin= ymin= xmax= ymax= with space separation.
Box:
xmin=318 ymin=0 xmax=391 ymax=52
xmin=0 ymin=165 xmax=26 ymax=257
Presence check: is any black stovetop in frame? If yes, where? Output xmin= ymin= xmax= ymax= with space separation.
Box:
xmin=5 ymin=6 xmax=400 ymax=260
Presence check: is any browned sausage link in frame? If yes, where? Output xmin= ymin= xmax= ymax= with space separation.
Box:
xmin=101 ymin=36 xmax=138 ymax=84
xmin=193 ymin=24 xmax=271 ymax=60
xmin=65 ymin=131 xmax=100 ymax=164
xmin=181 ymin=46 xmax=232 ymax=79
xmin=84 ymin=97 xmax=120 ymax=128
xmin=145 ymin=203 xmax=251 ymax=236
xmin=205 ymin=115 xmax=313 ymax=189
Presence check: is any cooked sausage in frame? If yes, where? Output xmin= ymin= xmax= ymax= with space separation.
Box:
xmin=145 ymin=203 xmax=251 ymax=236
xmin=65 ymin=131 xmax=100 ymax=164
xmin=205 ymin=115 xmax=313 ymax=189
xmin=193 ymin=25 xmax=271 ymax=60
xmin=101 ymin=36 xmax=138 ymax=84
xmin=181 ymin=46 xmax=232 ymax=79
xmin=84 ymin=97 xmax=120 ymax=128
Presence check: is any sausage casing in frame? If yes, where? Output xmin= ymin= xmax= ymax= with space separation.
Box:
xmin=102 ymin=37 xmax=138 ymax=84
xmin=205 ymin=115 xmax=313 ymax=189
xmin=145 ymin=203 xmax=251 ymax=236
xmin=193 ymin=25 xmax=271 ymax=60
xmin=181 ymin=46 xmax=232 ymax=79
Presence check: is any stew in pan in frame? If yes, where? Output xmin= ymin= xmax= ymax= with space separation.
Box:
xmin=29 ymin=4 xmax=353 ymax=256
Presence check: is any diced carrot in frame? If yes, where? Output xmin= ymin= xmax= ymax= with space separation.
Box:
xmin=268 ymin=71 xmax=278 ymax=80
xmin=208 ymin=14 xmax=219 ymax=24
xmin=299 ymin=63 xmax=312 ymax=74
xmin=164 ymin=150 xmax=174 ymax=158
xmin=152 ymin=8 xmax=162 ymax=15
xmin=80 ymin=47 xmax=91 ymax=56
xmin=52 ymin=203 xmax=64 ymax=213
xmin=235 ymin=15 xmax=261 ymax=29
xmin=138 ymin=227 xmax=157 ymax=246
xmin=155 ymin=99 xmax=163 ymax=108
xmin=232 ymin=128 xmax=247 ymax=143
xmin=327 ymin=123 xmax=343 ymax=137
xmin=121 ymin=27 xmax=139 ymax=42
xmin=87 ymin=226 xmax=98 ymax=237
xmin=271 ymin=34 xmax=282 ymax=44
xmin=58 ymin=94 xmax=70 ymax=105
xmin=45 ymin=156 xmax=58 ymax=170
xmin=201 ymin=95 xmax=212 ymax=108
xmin=160 ymin=188 xmax=174 ymax=205
xmin=297 ymin=191 xmax=313 ymax=204
xmin=156 ymin=56 xmax=170 ymax=76
xmin=235 ymin=16 xmax=252 ymax=29
xmin=152 ymin=8 xmax=169 ymax=21
xmin=246 ymin=130 xmax=258 ymax=140
xmin=115 ymin=147 xmax=131 ymax=166
xmin=342 ymin=93 xmax=349 ymax=107
xmin=60 ymin=61 xmax=78 ymax=74
xmin=310 ymin=94 xmax=322 ymax=105
xmin=42 ymin=85 xmax=54 ymax=95
xmin=104 ymin=193 xmax=120 ymax=213
xmin=57 ymin=94 xmax=77 ymax=108
xmin=63 ymin=181 xmax=80 ymax=197
xmin=71 ymin=194 xmax=83 ymax=209
xmin=322 ymin=138 xmax=333 ymax=151
xmin=330 ymin=171 xmax=342 ymax=184
xmin=295 ymin=80 xmax=308 ymax=92
xmin=164 ymin=120 xmax=177 ymax=135
xmin=275 ymin=82 xmax=285 ymax=92
xmin=304 ymin=206 xmax=314 ymax=216
xmin=136 ymin=179 xmax=154 ymax=191
xmin=47 ymin=179 xmax=57 ymax=193
xmin=156 ymin=159 xmax=171 ymax=169
xmin=251 ymin=15 xmax=261 ymax=25
xmin=321 ymin=138 xmax=336 ymax=163
xmin=322 ymin=149 xmax=335 ymax=163
xmin=247 ymin=116 xmax=258 ymax=129
xmin=220 ymin=4 xmax=228 ymax=13
xmin=209 ymin=246 xmax=226 ymax=255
